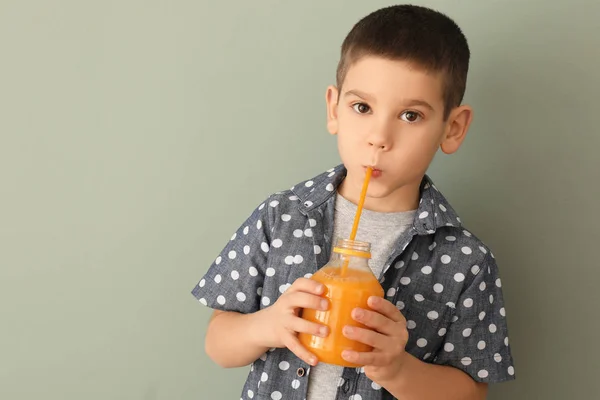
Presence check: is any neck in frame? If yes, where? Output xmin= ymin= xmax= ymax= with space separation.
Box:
xmin=337 ymin=178 xmax=421 ymax=213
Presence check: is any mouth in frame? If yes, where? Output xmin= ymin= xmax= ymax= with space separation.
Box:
xmin=364 ymin=166 xmax=382 ymax=178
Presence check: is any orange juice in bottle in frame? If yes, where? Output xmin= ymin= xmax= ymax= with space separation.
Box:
xmin=298 ymin=238 xmax=384 ymax=367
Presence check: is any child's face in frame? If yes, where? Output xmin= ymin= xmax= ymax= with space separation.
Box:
xmin=326 ymin=56 xmax=472 ymax=211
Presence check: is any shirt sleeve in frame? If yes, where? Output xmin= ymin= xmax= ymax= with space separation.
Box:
xmin=432 ymin=252 xmax=516 ymax=383
xmin=191 ymin=197 xmax=273 ymax=314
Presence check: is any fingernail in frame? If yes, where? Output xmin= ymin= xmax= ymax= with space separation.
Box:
xmin=353 ymin=308 xmax=363 ymax=319
xmin=368 ymin=296 xmax=378 ymax=306
xmin=321 ymin=299 xmax=328 ymax=310
xmin=310 ymin=356 xmax=317 ymax=365
xmin=343 ymin=326 xmax=353 ymax=335
xmin=342 ymin=350 xmax=352 ymax=360
xmin=319 ymin=326 xmax=328 ymax=336
xmin=316 ymin=284 xmax=324 ymax=294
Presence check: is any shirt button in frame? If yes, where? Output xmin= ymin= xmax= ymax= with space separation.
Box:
xmin=296 ymin=367 xmax=306 ymax=377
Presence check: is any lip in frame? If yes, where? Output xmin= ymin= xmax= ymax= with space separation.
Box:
xmin=364 ymin=166 xmax=382 ymax=178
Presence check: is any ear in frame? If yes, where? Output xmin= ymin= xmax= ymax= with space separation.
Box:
xmin=325 ymin=85 xmax=340 ymax=135
xmin=440 ymin=104 xmax=474 ymax=154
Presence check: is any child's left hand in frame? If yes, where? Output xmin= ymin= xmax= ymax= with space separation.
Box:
xmin=341 ymin=296 xmax=409 ymax=384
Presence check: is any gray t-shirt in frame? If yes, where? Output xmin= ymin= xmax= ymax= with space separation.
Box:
xmin=306 ymin=193 xmax=416 ymax=400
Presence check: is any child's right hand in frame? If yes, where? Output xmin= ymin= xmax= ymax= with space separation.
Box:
xmin=257 ymin=277 xmax=329 ymax=366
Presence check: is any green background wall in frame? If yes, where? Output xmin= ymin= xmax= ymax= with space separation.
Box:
xmin=1 ymin=0 xmax=598 ymax=398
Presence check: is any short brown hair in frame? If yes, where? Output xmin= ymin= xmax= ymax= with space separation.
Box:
xmin=336 ymin=5 xmax=470 ymax=119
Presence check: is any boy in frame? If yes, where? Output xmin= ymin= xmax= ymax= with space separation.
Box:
xmin=192 ymin=4 xmax=515 ymax=400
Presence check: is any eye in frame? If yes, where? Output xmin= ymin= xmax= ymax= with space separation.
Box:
xmin=400 ymin=111 xmax=422 ymax=123
xmin=352 ymin=103 xmax=371 ymax=114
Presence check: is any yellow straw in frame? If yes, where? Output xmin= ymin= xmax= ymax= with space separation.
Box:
xmin=341 ymin=167 xmax=373 ymax=276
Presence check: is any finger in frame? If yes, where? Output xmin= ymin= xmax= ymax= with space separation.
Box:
xmin=367 ymin=296 xmax=405 ymax=323
xmin=287 ymin=315 xmax=329 ymax=337
xmin=283 ymin=333 xmax=318 ymax=366
xmin=351 ymin=308 xmax=398 ymax=335
xmin=342 ymin=325 xmax=390 ymax=349
xmin=341 ymin=349 xmax=386 ymax=367
xmin=287 ymin=278 xmax=325 ymax=295
xmin=285 ymin=291 xmax=329 ymax=311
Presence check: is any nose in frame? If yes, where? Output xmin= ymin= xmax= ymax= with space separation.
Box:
xmin=367 ymin=124 xmax=393 ymax=151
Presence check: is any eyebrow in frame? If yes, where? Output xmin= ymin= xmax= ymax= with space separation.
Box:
xmin=344 ymin=89 xmax=435 ymax=112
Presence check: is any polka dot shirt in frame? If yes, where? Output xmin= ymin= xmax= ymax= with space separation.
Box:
xmin=192 ymin=165 xmax=516 ymax=399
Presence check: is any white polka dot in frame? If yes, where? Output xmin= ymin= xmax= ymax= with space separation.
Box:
xmin=269 ymin=200 xmax=279 ymax=207
xmin=294 ymin=255 xmax=304 ymax=264
xmin=395 ymin=261 xmax=405 ymax=269
xmin=314 ymin=245 xmax=321 ymax=255
xmin=478 ymin=370 xmax=489 ymax=379
xmin=289 ymin=195 xmax=299 ymax=201
xmin=463 ymin=328 xmax=472 ymax=337
xmin=293 ymin=229 xmax=303 ymax=238
xmin=256 ymin=220 xmax=262 ymax=230
xmin=230 ymin=233 xmax=236 ymax=241
xmin=243 ymin=227 xmax=249 ymax=235
xmin=261 ymin=242 xmax=270 ymax=253
xmin=496 ymin=278 xmax=502 ymax=287
xmin=427 ymin=311 xmax=439 ymax=320
xmin=217 ymin=295 xmax=226 ymax=305
xmin=438 ymin=328 xmax=447 ymax=336
xmin=281 ymin=214 xmax=291 ymax=222
xmin=508 ymin=366 xmax=515 ymax=376
xmin=199 ymin=298 xmax=207 ymax=306
xmin=454 ymin=273 xmax=465 ymax=282
xmin=462 ymin=246 xmax=472 ymax=255
xmin=444 ymin=343 xmax=454 ymax=352
xmin=215 ymin=256 xmax=222 ymax=265
xmin=278 ymin=361 xmax=290 ymax=371
xmin=446 ymin=236 xmax=456 ymax=241
xmin=396 ymin=301 xmax=405 ymax=310
xmin=452 ymin=315 xmax=459 ymax=322
xmin=471 ymin=265 xmax=480 ymax=275
xmin=412 ymin=251 xmax=419 ymax=260
xmin=461 ymin=357 xmax=472 ymax=366
xmin=479 ymin=311 xmax=486 ymax=320
xmin=494 ymin=353 xmax=502 ymax=363
xmin=231 ymin=270 xmax=240 ymax=280
xmin=308 ymin=219 xmax=317 ymax=227
xmin=479 ymin=282 xmax=486 ymax=291
xmin=248 ymin=390 xmax=254 ymax=398
xmin=214 ymin=274 xmax=222 ymax=283
xmin=326 ymin=183 xmax=334 ymax=192
xmin=489 ymin=294 xmax=494 ymax=304
xmin=249 ymin=266 xmax=258 ymax=276
xmin=244 ymin=245 xmax=250 ymax=255
xmin=417 ymin=338 xmax=427 ymax=347
xmin=228 ymin=251 xmax=236 ymax=260
xmin=257 ymin=287 xmax=262 ymax=296
xmin=479 ymin=246 xmax=488 ymax=254
xmin=279 ymin=284 xmax=291 ymax=293
xmin=387 ymin=288 xmax=396 ymax=297
xmin=262 ymin=297 xmax=270 ymax=306
xmin=199 ymin=279 xmax=205 ymax=288
xmin=272 ymin=239 xmax=283 ymax=248
xmin=446 ymin=302 xmax=455 ymax=308
xmin=284 ymin=256 xmax=294 ymax=265
xmin=400 ymin=277 xmax=411 ymax=285
xmin=463 ymin=230 xmax=472 ymax=237
xmin=407 ymin=320 xmax=417 ymax=329
xmin=500 ymin=307 xmax=506 ymax=317
xmin=463 ymin=298 xmax=473 ymax=308
xmin=439 ymin=204 xmax=447 ymax=212
xmin=328 ymin=171 xmax=335 ymax=177
xmin=489 ymin=324 xmax=497 ymax=333
xmin=505 ymin=337 xmax=509 ymax=346
xmin=259 ymin=203 xmax=265 ymax=210
xmin=424 ymin=353 xmax=432 ymax=360
xmin=291 ymin=379 xmax=300 ymax=389
xmin=478 ymin=340 xmax=486 ymax=350
xmin=304 ymin=273 xmax=313 ymax=279
xmin=434 ymin=283 xmax=444 ymax=293
xmin=371 ymin=382 xmax=381 ymax=390
xmin=441 ymin=255 xmax=451 ymax=264
xmin=414 ymin=294 xmax=424 ymax=302
xmin=428 ymin=242 xmax=437 ymax=251
xmin=421 ymin=266 xmax=432 ymax=274
xmin=419 ymin=211 xmax=429 ymax=219
xmin=271 ymin=391 xmax=282 ymax=400
xmin=266 ymin=268 xmax=275 ymax=277
xmin=236 ymin=292 xmax=246 ymax=302
xmin=305 ymin=180 xmax=314 ymax=187
xmin=304 ymin=229 xmax=313 ymax=237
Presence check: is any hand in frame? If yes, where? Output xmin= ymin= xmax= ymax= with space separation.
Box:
xmin=341 ymin=296 xmax=409 ymax=383
xmin=257 ymin=278 xmax=329 ymax=366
